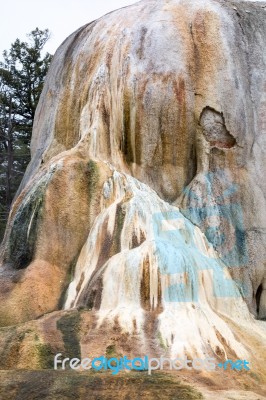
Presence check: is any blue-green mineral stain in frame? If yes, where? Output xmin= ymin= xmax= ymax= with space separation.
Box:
xmin=152 ymin=209 xmax=246 ymax=303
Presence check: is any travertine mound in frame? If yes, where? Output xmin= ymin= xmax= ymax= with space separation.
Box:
xmin=0 ymin=0 xmax=265 ymax=377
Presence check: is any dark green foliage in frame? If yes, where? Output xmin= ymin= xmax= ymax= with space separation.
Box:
xmin=35 ymin=343 xmax=54 ymax=369
xmin=0 ymin=28 xmax=52 ymax=242
xmin=57 ymin=312 xmax=81 ymax=363
xmin=6 ymin=180 xmax=46 ymax=269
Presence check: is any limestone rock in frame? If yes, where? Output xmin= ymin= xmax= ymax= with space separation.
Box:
xmin=0 ymin=0 xmax=266 ymax=388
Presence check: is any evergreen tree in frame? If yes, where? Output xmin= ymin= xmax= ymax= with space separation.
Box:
xmin=0 ymin=28 xmax=52 ymax=240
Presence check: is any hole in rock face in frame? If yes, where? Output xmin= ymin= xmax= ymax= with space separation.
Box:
xmin=200 ymin=107 xmax=236 ymax=149
xmin=256 ymin=283 xmax=263 ymax=316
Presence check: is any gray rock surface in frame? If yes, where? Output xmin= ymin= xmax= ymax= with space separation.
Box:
xmin=0 ymin=1 xmax=265 ymax=388
xmin=15 ymin=0 xmax=266 ymax=317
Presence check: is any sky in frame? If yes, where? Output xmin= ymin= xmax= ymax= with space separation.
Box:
xmin=0 ymin=0 xmax=137 ymax=56
xmin=0 ymin=0 xmax=264 ymax=57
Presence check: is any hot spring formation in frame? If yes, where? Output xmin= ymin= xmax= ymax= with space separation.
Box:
xmin=0 ymin=0 xmax=266 ymax=368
